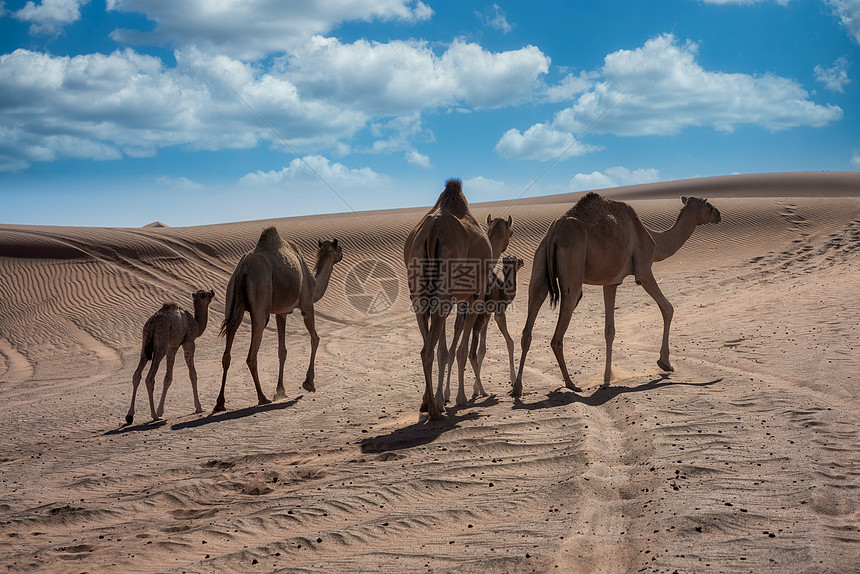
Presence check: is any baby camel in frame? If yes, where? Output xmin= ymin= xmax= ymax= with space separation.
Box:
xmin=126 ymin=289 xmax=215 ymax=424
xmin=445 ymin=255 xmax=524 ymax=401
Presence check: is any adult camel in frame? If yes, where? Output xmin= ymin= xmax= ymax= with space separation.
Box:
xmin=404 ymin=179 xmax=494 ymax=419
xmin=511 ymin=193 xmax=720 ymax=398
xmin=216 ymin=227 xmax=343 ymax=411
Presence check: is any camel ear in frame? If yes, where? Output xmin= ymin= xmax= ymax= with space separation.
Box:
xmin=333 ymin=238 xmax=338 ymax=248
xmin=682 ymin=196 xmax=689 ymax=204
xmin=507 ymin=215 xmax=513 ymax=227
xmin=487 ymin=214 xmax=492 ymax=227
xmin=318 ymin=239 xmax=323 ymax=248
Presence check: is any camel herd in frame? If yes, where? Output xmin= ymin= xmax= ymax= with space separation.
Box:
xmin=125 ymin=179 xmax=720 ymax=424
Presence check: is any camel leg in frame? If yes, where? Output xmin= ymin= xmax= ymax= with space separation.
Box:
xmin=126 ymin=354 xmax=148 ymax=424
xmin=301 ymin=308 xmax=319 ymax=393
xmin=144 ymin=350 xmax=164 ymax=421
xmin=215 ymin=326 xmax=238 ymax=412
xmin=443 ymin=304 xmax=466 ymax=403
xmin=182 ymin=341 xmax=203 ymax=413
xmin=436 ymin=314 xmax=449 ymax=407
xmin=420 ymin=312 xmax=446 ymax=419
xmin=246 ymin=311 xmax=272 ymax=406
xmin=494 ymin=312 xmax=517 ymax=384
xmin=274 ymin=314 xmax=288 ymax=400
xmin=470 ymin=314 xmax=490 ymax=398
xmin=155 ymin=347 xmax=178 ymax=418
xmin=455 ymin=307 xmax=480 ymax=406
xmin=550 ymin=285 xmax=583 ymax=393
xmin=512 ymin=278 xmax=549 ymax=398
xmin=639 ymin=272 xmax=674 ymax=373
xmin=602 ymin=284 xmax=618 ymax=388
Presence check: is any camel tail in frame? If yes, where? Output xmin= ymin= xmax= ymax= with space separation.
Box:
xmin=546 ymin=238 xmax=560 ymax=310
xmin=220 ymin=271 xmax=246 ymax=337
xmin=424 ymin=235 xmax=442 ymax=298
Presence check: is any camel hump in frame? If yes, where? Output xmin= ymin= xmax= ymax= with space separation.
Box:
xmin=255 ymin=226 xmax=285 ymax=252
xmin=434 ymin=178 xmax=470 ymax=217
xmin=566 ymin=191 xmax=612 ymax=222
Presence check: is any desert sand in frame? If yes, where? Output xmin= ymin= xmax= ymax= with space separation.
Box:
xmin=0 ymin=171 xmax=858 ymax=573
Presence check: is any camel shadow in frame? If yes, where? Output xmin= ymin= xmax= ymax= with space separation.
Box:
xmin=360 ymin=409 xmax=483 ymax=454
xmin=105 ymin=418 xmax=168 ymax=435
xmin=171 ymin=396 xmax=303 ymax=430
xmin=513 ymin=374 xmax=723 ymax=410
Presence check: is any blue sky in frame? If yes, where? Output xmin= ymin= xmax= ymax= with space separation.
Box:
xmin=1 ymin=0 xmax=858 ymax=227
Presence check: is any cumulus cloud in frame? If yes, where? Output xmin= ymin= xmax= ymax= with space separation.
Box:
xmin=11 ymin=0 xmax=89 ymax=34
xmin=238 ymin=155 xmax=387 ymax=193
xmin=826 ymin=0 xmax=860 ymax=44
xmin=852 ymin=150 xmax=860 ymax=168
xmin=497 ymin=34 xmax=842 ymax=160
xmin=405 ymin=149 xmax=431 ymax=167
xmin=495 ymin=123 xmax=603 ymax=161
xmin=287 ymin=37 xmax=549 ymax=113
xmin=107 ymin=0 xmax=433 ymax=59
xmin=815 ymin=56 xmax=851 ymax=92
xmin=0 ymin=48 xmax=365 ymax=171
xmin=569 ymin=167 xmax=661 ymax=191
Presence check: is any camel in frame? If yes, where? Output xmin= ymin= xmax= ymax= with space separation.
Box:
xmin=511 ymin=193 xmax=721 ymax=398
xmin=404 ymin=179 xmax=495 ymax=419
xmin=444 ymin=255 xmax=524 ymax=402
xmin=126 ymin=289 xmax=215 ymax=424
xmin=215 ymin=228 xmax=343 ymax=411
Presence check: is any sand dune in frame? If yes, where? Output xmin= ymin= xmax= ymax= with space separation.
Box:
xmin=1 ymin=171 xmax=858 ymax=572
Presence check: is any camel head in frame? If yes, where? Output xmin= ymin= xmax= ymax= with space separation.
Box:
xmin=317 ymin=238 xmax=344 ymax=266
xmin=486 ymin=214 xmax=514 ymax=256
xmin=681 ymin=196 xmax=721 ymax=225
xmin=192 ymin=289 xmax=215 ymax=306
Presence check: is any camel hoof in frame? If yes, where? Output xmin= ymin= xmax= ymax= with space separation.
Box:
xmin=600 ymin=381 xmax=611 ymax=389
xmin=658 ymin=360 xmax=674 ymax=373
xmin=456 ymin=395 xmax=468 ymax=407
xmin=273 ymin=393 xmax=287 ymax=402
xmin=429 ymin=411 xmax=446 ymax=421
xmin=125 ymin=414 xmax=133 ymax=425
xmin=213 ymin=403 xmax=226 ymax=413
xmin=302 ymin=381 xmax=316 ymax=393
xmin=195 ymin=407 xmax=204 ymax=414
xmin=565 ymin=382 xmax=583 ymax=393
xmin=258 ymin=396 xmax=272 ymax=406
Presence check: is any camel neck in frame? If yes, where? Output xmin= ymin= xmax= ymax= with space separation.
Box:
xmin=193 ymin=303 xmax=210 ymax=335
xmin=313 ymin=259 xmax=335 ymax=303
xmin=652 ymin=205 xmax=698 ymax=262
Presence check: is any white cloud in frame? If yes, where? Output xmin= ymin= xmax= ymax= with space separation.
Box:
xmin=476 ymin=4 xmax=513 ymax=33
xmin=497 ymin=34 xmax=842 ymax=160
xmin=543 ymin=71 xmax=596 ymax=103
xmin=107 ymin=0 xmax=432 ymax=60
xmin=287 ymin=37 xmax=549 ymax=113
xmin=0 ymin=48 xmax=367 ymax=171
xmin=12 ymin=0 xmax=89 ymax=34
xmin=405 ymin=149 xmax=431 ymax=167
xmin=238 ymin=155 xmax=387 ymax=190
xmin=826 ymin=0 xmax=860 ymax=44
xmin=815 ymin=56 xmax=851 ymax=92
xmin=569 ymin=167 xmax=661 ymax=191
xmin=851 ymin=151 xmax=860 ymax=167
xmin=495 ymin=123 xmax=603 ymax=161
